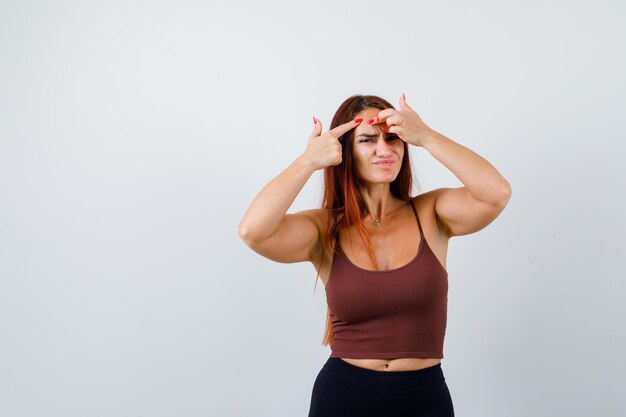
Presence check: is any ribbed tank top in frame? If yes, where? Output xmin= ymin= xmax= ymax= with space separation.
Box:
xmin=325 ymin=200 xmax=449 ymax=359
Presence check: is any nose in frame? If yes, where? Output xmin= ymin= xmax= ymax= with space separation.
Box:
xmin=376 ymin=137 xmax=393 ymax=155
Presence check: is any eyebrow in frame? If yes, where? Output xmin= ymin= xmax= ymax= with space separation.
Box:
xmin=356 ymin=133 xmax=397 ymax=138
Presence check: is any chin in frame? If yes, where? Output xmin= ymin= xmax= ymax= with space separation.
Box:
xmin=370 ymin=175 xmax=399 ymax=183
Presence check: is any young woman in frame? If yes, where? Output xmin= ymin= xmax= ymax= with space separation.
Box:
xmin=238 ymin=94 xmax=512 ymax=417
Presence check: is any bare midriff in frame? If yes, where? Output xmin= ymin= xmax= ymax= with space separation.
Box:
xmin=340 ymin=357 xmax=441 ymax=372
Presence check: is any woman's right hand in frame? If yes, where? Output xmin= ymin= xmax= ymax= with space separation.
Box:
xmin=302 ymin=117 xmax=363 ymax=171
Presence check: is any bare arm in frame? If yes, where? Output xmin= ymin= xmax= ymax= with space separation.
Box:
xmin=238 ymin=154 xmax=315 ymax=243
xmin=238 ymin=117 xmax=362 ymax=263
xmin=373 ymin=95 xmax=511 ymax=238
xmin=423 ymin=130 xmax=512 ymax=237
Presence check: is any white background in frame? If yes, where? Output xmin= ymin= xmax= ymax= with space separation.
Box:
xmin=1 ymin=1 xmax=625 ymax=416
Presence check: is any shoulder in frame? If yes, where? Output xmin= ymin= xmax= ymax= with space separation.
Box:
xmin=304 ymin=208 xmax=343 ymax=265
xmin=298 ymin=208 xmax=333 ymax=242
xmin=410 ymin=189 xmax=439 ymax=212
xmin=304 ymin=207 xmax=346 ymax=225
xmin=302 ymin=208 xmax=328 ymax=229
xmin=410 ymin=189 xmax=449 ymax=238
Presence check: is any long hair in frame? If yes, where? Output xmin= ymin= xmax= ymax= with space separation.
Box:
xmin=314 ymin=94 xmax=418 ymax=346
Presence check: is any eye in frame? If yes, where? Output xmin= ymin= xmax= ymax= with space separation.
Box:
xmin=386 ymin=134 xmax=400 ymax=141
xmin=359 ymin=139 xmax=374 ymax=143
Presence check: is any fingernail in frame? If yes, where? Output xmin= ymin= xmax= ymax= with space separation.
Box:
xmin=402 ymin=93 xmax=406 ymax=101
xmin=354 ymin=118 xmax=363 ymax=123
xmin=313 ymin=116 xmax=317 ymax=124
xmin=366 ymin=118 xmax=374 ymax=124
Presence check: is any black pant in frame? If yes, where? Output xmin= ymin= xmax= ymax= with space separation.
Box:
xmin=307 ymin=357 xmax=455 ymax=417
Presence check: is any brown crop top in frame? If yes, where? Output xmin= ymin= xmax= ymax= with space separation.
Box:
xmin=325 ymin=199 xmax=449 ymax=359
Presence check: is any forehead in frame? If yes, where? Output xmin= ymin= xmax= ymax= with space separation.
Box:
xmin=355 ymin=107 xmax=379 ymax=119
xmin=354 ymin=107 xmax=385 ymax=137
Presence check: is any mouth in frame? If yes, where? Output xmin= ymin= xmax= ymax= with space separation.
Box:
xmin=374 ymin=160 xmax=394 ymax=167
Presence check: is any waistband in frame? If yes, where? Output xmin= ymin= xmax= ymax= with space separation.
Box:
xmin=322 ymin=357 xmax=446 ymax=394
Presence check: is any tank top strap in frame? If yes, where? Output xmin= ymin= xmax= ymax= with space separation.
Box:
xmin=408 ymin=199 xmax=424 ymax=236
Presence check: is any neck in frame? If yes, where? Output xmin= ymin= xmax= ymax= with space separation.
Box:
xmin=359 ymin=189 xmax=396 ymax=221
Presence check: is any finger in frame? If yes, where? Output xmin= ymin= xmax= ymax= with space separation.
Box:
xmin=399 ymin=93 xmax=413 ymax=112
xmin=310 ymin=116 xmax=323 ymax=138
xmin=369 ymin=108 xmax=396 ymax=125
xmin=387 ymin=124 xmax=400 ymax=134
xmin=329 ymin=117 xmax=363 ymax=137
xmin=385 ymin=115 xmax=402 ymax=127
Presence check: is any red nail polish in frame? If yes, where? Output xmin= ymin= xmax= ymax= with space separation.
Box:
xmin=367 ymin=118 xmax=374 ymax=124
xmin=313 ymin=116 xmax=317 ymax=124
xmin=402 ymin=93 xmax=406 ymax=101
xmin=354 ymin=118 xmax=363 ymax=123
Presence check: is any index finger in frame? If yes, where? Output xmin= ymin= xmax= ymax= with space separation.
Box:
xmin=329 ymin=117 xmax=363 ymax=137
xmin=369 ymin=109 xmax=396 ymax=125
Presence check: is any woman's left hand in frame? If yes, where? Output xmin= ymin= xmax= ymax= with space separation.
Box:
xmin=369 ymin=94 xmax=434 ymax=148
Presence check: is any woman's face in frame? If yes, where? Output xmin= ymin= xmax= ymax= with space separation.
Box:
xmin=351 ymin=107 xmax=404 ymax=183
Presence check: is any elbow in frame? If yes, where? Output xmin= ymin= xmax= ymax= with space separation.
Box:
xmin=497 ymin=181 xmax=512 ymax=206
xmin=238 ymin=221 xmax=267 ymax=247
xmin=503 ymin=181 xmax=512 ymax=197
xmin=238 ymin=221 xmax=254 ymax=244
